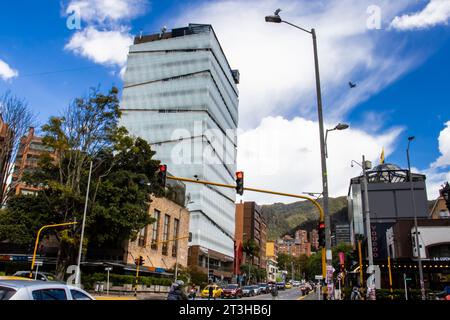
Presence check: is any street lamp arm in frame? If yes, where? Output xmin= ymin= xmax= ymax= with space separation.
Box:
xmin=281 ymin=20 xmax=312 ymax=34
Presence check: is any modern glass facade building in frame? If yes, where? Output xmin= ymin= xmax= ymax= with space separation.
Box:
xmin=120 ymin=24 xmax=239 ymax=258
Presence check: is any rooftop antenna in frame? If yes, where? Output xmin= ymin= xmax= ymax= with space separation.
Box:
xmin=159 ymin=26 xmax=167 ymax=39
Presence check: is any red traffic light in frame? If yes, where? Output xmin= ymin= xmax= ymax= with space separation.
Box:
xmin=236 ymin=171 xmax=244 ymax=179
xmin=159 ymin=164 xmax=167 ymax=172
xmin=319 ymin=223 xmax=325 ymax=229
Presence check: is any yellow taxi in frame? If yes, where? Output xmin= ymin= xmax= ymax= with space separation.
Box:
xmin=201 ymin=284 xmax=223 ymax=298
xmin=285 ymin=282 xmax=293 ymax=289
xmin=0 ymin=276 xmax=33 ymax=281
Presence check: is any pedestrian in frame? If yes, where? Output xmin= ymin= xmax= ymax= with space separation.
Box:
xmin=271 ymin=283 xmax=278 ymax=300
xmin=322 ymin=282 xmax=328 ymax=300
xmin=167 ymin=280 xmax=188 ymax=300
xmin=350 ymin=286 xmax=361 ymax=300
xmin=189 ymin=283 xmax=197 ymax=300
xmin=208 ymin=284 xmax=215 ymax=300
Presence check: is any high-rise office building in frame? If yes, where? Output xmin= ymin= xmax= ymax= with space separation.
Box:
xmin=120 ymin=24 xmax=239 ymax=267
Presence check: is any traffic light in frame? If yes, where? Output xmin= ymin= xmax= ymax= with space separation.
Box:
xmin=441 ymin=182 xmax=450 ymax=211
xmin=135 ymin=256 xmax=145 ymax=266
xmin=188 ymin=232 xmax=193 ymax=242
xmin=236 ymin=171 xmax=244 ymax=195
xmin=157 ymin=164 xmax=167 ymax=188
xmin=318 ymin=222 xmax=326 ymax=248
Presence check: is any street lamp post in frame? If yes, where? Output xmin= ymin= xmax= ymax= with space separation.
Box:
xmin=361 ymin=155 xmax=376 ymax=300
xmin=407 ymin=136 xmax=426 ymax=300
xmin=75 ymin=161 xmax=93 ymax=287
xmin=265 ymin=9 xmax=333 ymax=287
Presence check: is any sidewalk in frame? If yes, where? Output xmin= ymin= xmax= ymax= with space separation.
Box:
xmin=92 ymin=292 xmax=167 ymax=300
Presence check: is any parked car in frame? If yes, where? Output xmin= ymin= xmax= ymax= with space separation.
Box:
xmin=13 ymin=271 xmax=57 ymax=282
xmin=292 ymin=281 xmax=301 ymax=287
xmin=201 ymin=284 xmax=223 ymax=298
xmin=257 ymin=283 xmax=270 ymax=294
xmin=242 ymin=285 xmax=258 ymax=297
xmin=276 ymin=282 xmax=286 ymax=290
xmin=221 ymin=284 xmax=242 ymax=299
xmin=0 ymin=280 xmax=94 ymax=300
xmin=285 ymin=282 xmax=293 ymax=289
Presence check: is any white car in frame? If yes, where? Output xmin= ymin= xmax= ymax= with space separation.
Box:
xmin=0 ymin=280 xmax=95 ymax=300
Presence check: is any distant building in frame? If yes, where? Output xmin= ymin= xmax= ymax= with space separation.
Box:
xmin=266 ymin=241 xmax=278 ymax=282
xmin=295 ymin=229 xmax=308 ymax=244
xmin=11 ymin=127 xmax=56 ymax=195
xmin=429 ymin=195 xmax=450 ymax=219
xmin=277 ymin=231 xmax=311 ymax=257
xmin=235 ymin=202 xmax=267 ymax=271
xmin=310 ymin=229 xmax=319 ymax=251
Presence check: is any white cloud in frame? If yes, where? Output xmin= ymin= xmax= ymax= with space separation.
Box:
xmin=425 ymin=121 xmax=450 ymax=199
xmin=66 ymin=0 xmax=148 ymax=24
xmin=65 ymin=27 xmax=133 ymax=67
xmin=64 ymin=0 xmax=148 ymax=73
xmin=431 ymin=121 xmax=450 ymax=168
xmin=0 ymin=59 xmax=18 ymax=81
xmin=237 ymin=116 xmax=402 ymax=204
xmin=171 ymin=0 xmax=419 ymax=128
xmin=391 ymin=0 xmax=450 ymax=30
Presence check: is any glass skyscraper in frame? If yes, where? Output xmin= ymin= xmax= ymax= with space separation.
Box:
xmin=120 ymin=24 xmax=239 ymax=258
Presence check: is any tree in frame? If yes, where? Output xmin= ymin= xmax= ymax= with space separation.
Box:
xmin=0 ymin=87 xmax=163 ymax=279
xmin=0 ymin=91 xmax=35 ymax=206
xmin=242 ymin=239 xmax=260 ymax=265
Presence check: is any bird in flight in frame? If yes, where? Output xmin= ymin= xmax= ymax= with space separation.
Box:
xmin=349 ymin=81 xmax=357 ymax=88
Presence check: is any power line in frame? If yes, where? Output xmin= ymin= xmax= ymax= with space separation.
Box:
xmin=19 ymin=65 xmax=105 ymax=78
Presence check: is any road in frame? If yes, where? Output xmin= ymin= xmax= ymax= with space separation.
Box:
xmin=198 ymin=288 xmax=311 ymax=301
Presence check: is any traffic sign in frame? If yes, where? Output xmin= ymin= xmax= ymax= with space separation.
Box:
xmin=35 ymin=261 xmax=43 ymax=266
xmin=315 ymin=275 xmax=323 ymax=280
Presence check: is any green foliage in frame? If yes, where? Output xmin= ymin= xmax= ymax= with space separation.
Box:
xmin=242 ymin=239 xmax=260 ymax=260
xmin=82 ymin=273 xmax=172 ymax=290
xmin=187 ymin=267 xmax=208 ymax=288
xmin=262 ymin=197 xmax=348 ymax=240
xmin=0 ymin=87 xmax=162 ymax=277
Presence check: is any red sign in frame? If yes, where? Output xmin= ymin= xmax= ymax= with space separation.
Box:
xmin=339 ymin=252 xmax=345 ymax=266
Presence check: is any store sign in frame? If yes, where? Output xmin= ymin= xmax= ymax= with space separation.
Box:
xmin=431 ymin=257 xmax=450 ymax=261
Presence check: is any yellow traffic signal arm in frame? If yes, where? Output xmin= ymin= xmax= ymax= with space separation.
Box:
xmin=167 ymin=176 xmax=324 ymax=222
xmin=30 ymin=222 xmax=78 ymax=278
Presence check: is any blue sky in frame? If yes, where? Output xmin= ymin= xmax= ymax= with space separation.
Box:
xmin=1 ymin=0 xmax=449 ymax=202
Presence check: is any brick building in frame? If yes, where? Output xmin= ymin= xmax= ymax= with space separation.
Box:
xmin=124 ymin=195 xmax=190 ymax=272
xmin=235 ymin=201 xmax=267 ymax=271
xmin=310 ymin=229 xmax=319 ymax=251
xmin=11 ymin=127 xmax=56 ymax=195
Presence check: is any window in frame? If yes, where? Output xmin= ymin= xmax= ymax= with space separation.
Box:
xmin=172 ymin=218 xmax=180 ymax=257
xmin=162 ymin=214 xmax=170 ymax=255
xmin=138 ymin=226 xmax=146 ymax=247
xmin=151 ymin=210 xmax=160 ymax=250
xmin=0 ymin=287 xmax=17 ymax=300
xmin=70 ymin=289 xmax=92 ymax=300
xmin=32 ymin=288 xmax=67 ymax=300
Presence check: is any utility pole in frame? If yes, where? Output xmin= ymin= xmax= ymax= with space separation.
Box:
xmin=361 ymin=155 xmax=375 ymax=299
xmin=75 ymin=161 xmax=93 ymax=287
xmin=407 ymin=137 xmax=426 ymax=300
